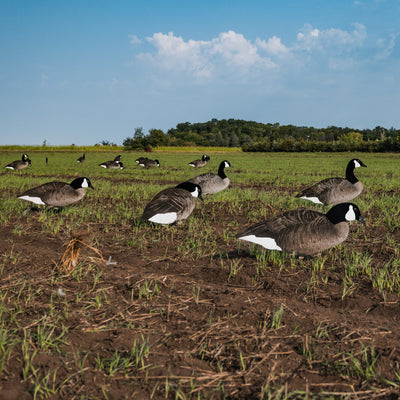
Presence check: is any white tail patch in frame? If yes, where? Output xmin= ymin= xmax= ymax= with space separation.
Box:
xmin=345 ymin=205 xmax=356 ymax=221
xmin=18 ymin=195 xmax=45 ymax=205
xmin=300 ymin=196 xmax=324 ymax=205
xmin=5 ymin=166 xmax=15 ymax=170
xmin=148 ymin=212 xmax=177 ymax=225
xmin=238 ymin=235 xmax=282 ymax=251
xmin=100 ymin=165 xmax=107 ymax=168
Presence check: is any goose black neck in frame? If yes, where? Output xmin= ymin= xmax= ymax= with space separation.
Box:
xmin=345 ymin=161 xmax=358 ymax=184
xmin=326 ymin=204 xmax=347 ymax=224
xmin=218 ymin=162 xmax=227 ymax=179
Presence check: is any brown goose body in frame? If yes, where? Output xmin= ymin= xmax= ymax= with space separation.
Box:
xmin=296 ymin=159 xmax=367 ymax=205
xmin=77 ymin=153 xmax=86 ymax=163
xmin=188 ymin=160 xmax=231 ymax=194
xmin=139 ymin=159 xmax=160 ymax=168
xmin=236 ymin=203 xmax=365 ymax=256
xmin=135 ymin=157 xmax=148 ymax=164
xmin=18 ymin=177 xmax=93 ymax=208
xmin=6 ymin=154 xmax=31 ymax=170
xmin=142 ymin=182 xmax=202 ymax=225
xmin=188 ymin=154 xmax=210 ymax=168
xmin=99 ymin=160 xmax=124 ymax=169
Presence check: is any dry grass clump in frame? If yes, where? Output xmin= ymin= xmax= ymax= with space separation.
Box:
xmin=56 ymin=230 xmax=103 ymax=274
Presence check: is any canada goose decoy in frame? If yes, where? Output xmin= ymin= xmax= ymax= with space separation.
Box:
xmin=18 ymin=177 xmax=94 ymax=208
xmin=296 ymin=159 xmax=367 ymax=205
xmin=141 ymin=181 xmax=203 ymax=225
xmin=99 ymin=160 xmax=124 ymax=169
xmin=188 ymin=154 xmax=210 ymax=168
xmin=135 ymin=157 xmax=148 ymax=164
xmin=139 ymin=159 xmax=160 ymax=168
xmin=236 ymin=203 xmax=365 ymax=256
xmin=77 ymin=153 xmax=86 ymax=163
xmin=5 ymin=154 xmax=31 ymax=170
xmin=188 ymin=160 xmax=232 ymax=194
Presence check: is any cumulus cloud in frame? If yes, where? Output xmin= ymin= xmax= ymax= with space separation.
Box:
xmin=256 ymin=36 xmax=290 ymax=57
xmin=210 ymin=30 xmax=275 ymax=69
xmin=296 ymin=23 xmax=367 ymax=53
xmin=144 ymin=32 xmax=213 ymax=77
xmin=131 ymin=24 xmax=374 ymax=80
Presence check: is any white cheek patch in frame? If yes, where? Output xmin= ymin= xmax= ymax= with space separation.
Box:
xmin=345 ymin=205 xmax=356 ymax=221
xmin=300 ymin=196 xmax=324 ymax=205
xmin=354 ymin=160 xmax=361 ymax=168
xmin=238 ymin=235 xmax=282 ymax=251
xmin=191 ymin=187 xmax=200 ymax=198
xmin=18 ymin=195 xmax=46 ymax=205
xmin=225 ymin=161 xmax=230 ymax=168
xmin=82 ymin=179 xmax=89 ymax=188
xmin=148 ymin=212 xmax=177 ymax=225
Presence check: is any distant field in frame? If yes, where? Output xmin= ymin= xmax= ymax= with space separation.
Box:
xmin=1 ymin=150 xmax=400 ymax=399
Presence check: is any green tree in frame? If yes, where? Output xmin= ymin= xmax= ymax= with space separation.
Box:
xmin=147 ymin=129 xmax=166 ymax=147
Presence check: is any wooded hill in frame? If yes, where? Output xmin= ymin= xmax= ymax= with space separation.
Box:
xmin=123 ymin=119 xmax=400 ymax=152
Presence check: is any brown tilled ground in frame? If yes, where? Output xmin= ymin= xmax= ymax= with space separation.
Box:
xmin=0 ymin=201 xmax=400 ymax=399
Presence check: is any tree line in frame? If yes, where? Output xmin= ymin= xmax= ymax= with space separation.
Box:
xmin=123 ymin=119 xmax=400 ymax=152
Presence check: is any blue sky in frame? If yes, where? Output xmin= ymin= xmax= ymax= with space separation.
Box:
xmin=1 ymin=0 xmax=399 ymax=145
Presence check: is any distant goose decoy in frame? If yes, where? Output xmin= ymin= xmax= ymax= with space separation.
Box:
xmin=18 ymin=177 xmax=94 ymax=208
xmin=141 ymin=181 xmax=203 ymax=225
xmin=296 ymin=159 xmax=367 ymax=205
xmin=77 ymin=153 xmax=86 ymax=163
xmin=188 ymin=160 xmax=232 ymax=194
xmin=236 ymin=203 xmax=365 ymax=256
xmin=188 ymin=154 xmax=210 ymax=168
xmin=6 ymin=154 xmax=31 ymax=170
xmin=139 ymin=159 xmax=160 ymax=168
xmin=99 ymin=160 xmax=124 ymax=169
xmin=135 ymin=157 xmax=149 ymax=164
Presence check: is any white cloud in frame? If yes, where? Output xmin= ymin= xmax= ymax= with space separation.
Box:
xmin=145 ymin=32 xmax=213 ymax=77
xmin=376 ymin=32 xmax=399 ymax=60
xmin=296 ymin=23 xmax=367 ymax=53
xmin=129 ymin=35 xmax=141 ymax=45
xmin=256 ymin=36 xmax=290 ymax=57
xmin=210 ymin=30 xmax=275 ymax=69
xmin=131 ymin=24 xmax=374 ymax=81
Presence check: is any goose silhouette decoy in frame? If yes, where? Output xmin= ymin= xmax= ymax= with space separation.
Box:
xmin=188 ymin=160 xmax=232 ymax=194
xmin=141 ymin=181 xmax=203 ymax=225
xmin=139 ymin=159 xmax=160 ymax=168
xmin=188 ymin=154 xmax=210 ymax=168
xmin=296 ymin=159 xmax=367 ymax=205
xmin=18 ymin=177 xmax=94 ymax=208
xmin=77 ymin=153 xmax=86 ymax=163
xmin=236 ymin=203 xmax=365 ymax=256
xmin=6 ymin=154 xmax=31 ymax=170
xmin=99 ymin=160 xmax=124 ymax=169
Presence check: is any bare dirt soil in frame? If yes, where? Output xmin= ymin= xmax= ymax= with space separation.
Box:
xmin=1 ymin=187 xmax=400 ymax=399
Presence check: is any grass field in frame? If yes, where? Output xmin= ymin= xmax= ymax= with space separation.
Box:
xmin=1 ymin=149 xmax=400 ymax=399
